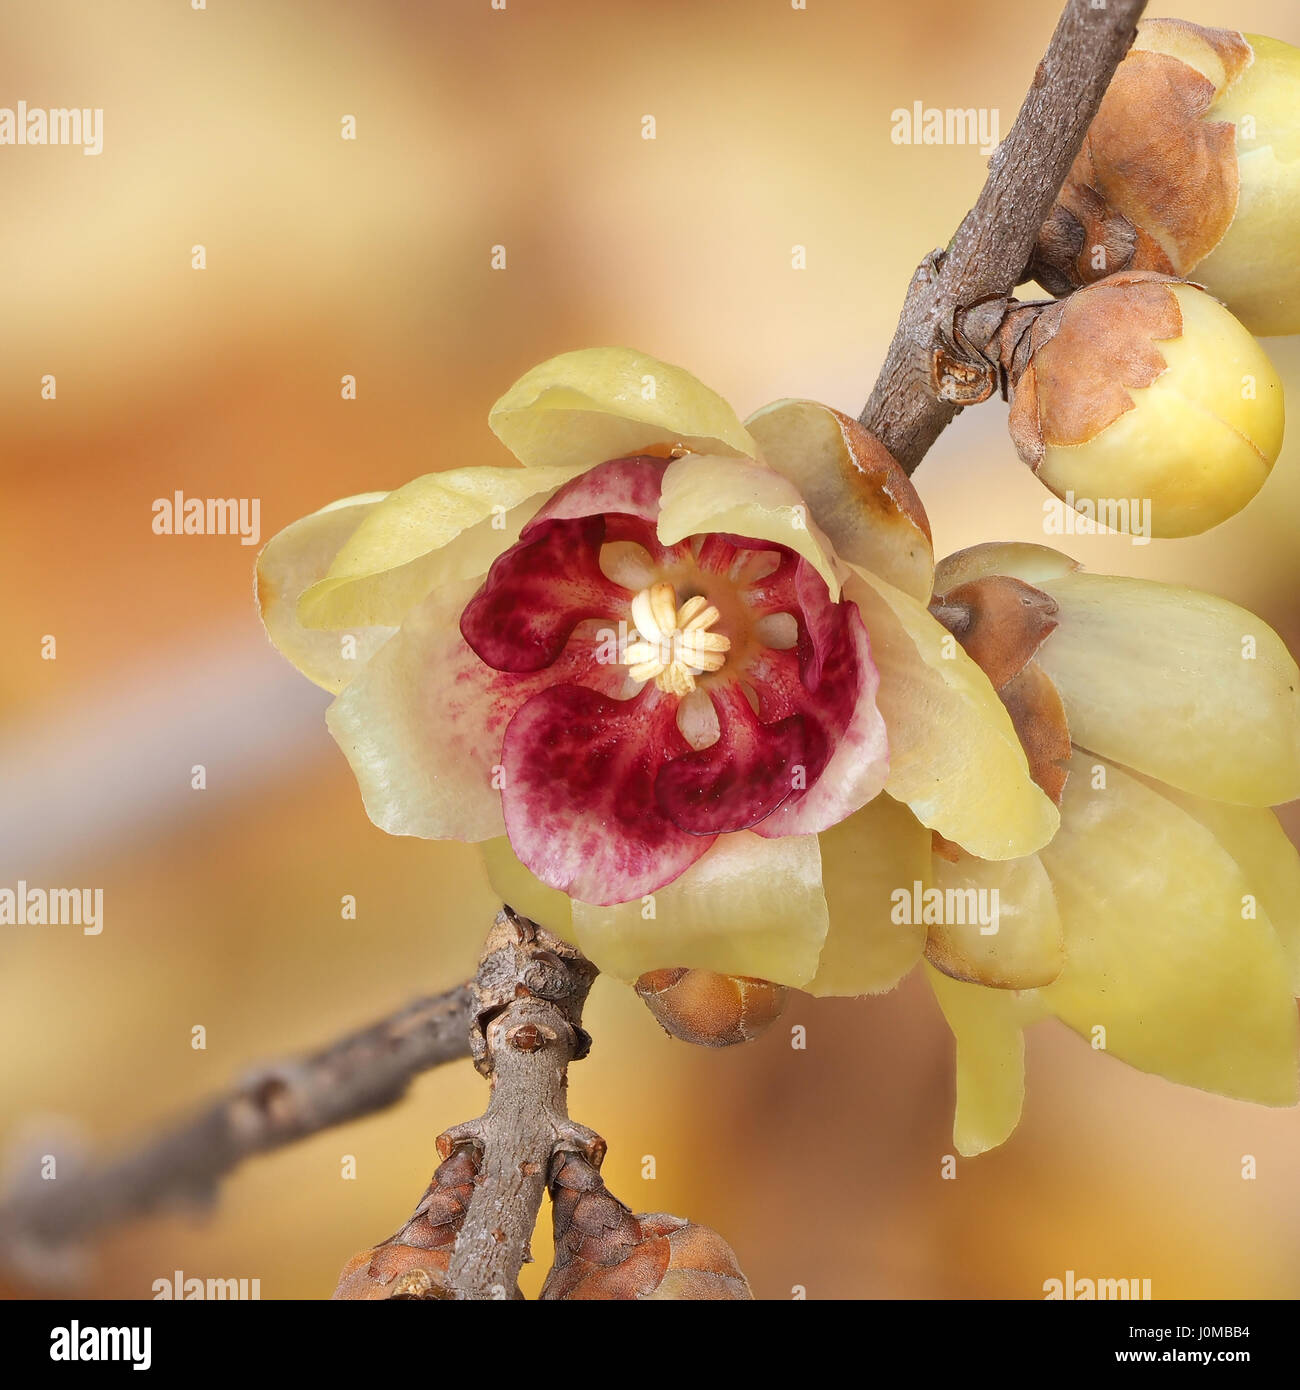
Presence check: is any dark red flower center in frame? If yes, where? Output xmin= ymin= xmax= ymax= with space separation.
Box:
xmin=457 ymin=456 xmax=873 ymax=904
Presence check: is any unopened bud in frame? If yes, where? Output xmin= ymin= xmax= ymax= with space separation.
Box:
xmin=1030 ymin=20 xmax=1300 ymax=336
xmin=1003 ymin=273 xmax=1283 ymax=537
xmin=634 ymin=967 xmax=788 ymax=1046
xmin=542 ymin=1151 xmax=752 ymax=1300
xmin=331 ymin=1145 xmax=521 ymax=1300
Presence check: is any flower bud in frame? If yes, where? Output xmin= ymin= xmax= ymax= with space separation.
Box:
xmin=542 ymin=1151 xmax=751 ymax=1300
xmin=333 ymin=1242 xmax=455 ymax=1301
xmin=331 ymin=1145 xmax=522 ymax=1300
xmin=1002 ymin=272 xmax=1283 ymax=537
xmin=1030 ymin=20 xmax=1300 ymax=335
xmin=634 ymin=967 xmax=788 ymax=1046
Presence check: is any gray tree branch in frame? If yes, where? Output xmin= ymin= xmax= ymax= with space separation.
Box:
xmin=860 ymin=0 xmax=1147 ymax=471
xmin=0 ymin=984 xmax=473 ymax=1265
xmin=440 ymin=910 xmax=600 ymax=1300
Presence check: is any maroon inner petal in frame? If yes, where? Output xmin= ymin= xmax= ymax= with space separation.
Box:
xmin=522 ymin=454 xmax=667 ymax=534
xmin=743 ymin=600 xmax=865 ymax=809
xmin=460 ymin=516 xmax=629 ymax=673
xmin=462 ymin=456 xmax=675 ymax=675
xmin=739 ymin=548 xmax=801 ymax=614
xmin=793 ymin=558 xmax=841 ymax=691
xmin=654 ymin=682 xmax=805 ymax=835
xmin=500 ymin=683 xmax=714 ymax=905
xmin=751 ymin=605 xmax=881 ymax=838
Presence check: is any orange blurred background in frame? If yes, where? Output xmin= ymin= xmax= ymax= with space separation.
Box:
xmin=2 ymin=0 xmax=1299 ymax=1300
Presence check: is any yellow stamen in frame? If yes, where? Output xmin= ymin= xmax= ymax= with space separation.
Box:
xmin=626 ymin=585 xmax=732 ymax=694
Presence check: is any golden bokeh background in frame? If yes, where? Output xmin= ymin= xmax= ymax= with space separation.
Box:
xmin=2 ymin=0 xmax=1298 ymax=1300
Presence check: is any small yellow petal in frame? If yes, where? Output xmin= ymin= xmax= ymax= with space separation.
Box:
xmin=325 ymin=578 xmax=507 ymax=841
xmin=926 ymin=849 xmax=1064 ymax=990
xmin=256 ymin=493 xmax=396 ymax=694
xmin=847 ymin=568 xmax=1059 ymax=859
xmin=658 ymin=454 xmax=842 ymax=599
xmin=925 ymin=962 xmax=1040 ymax=1157
xmin=806 ymin=794 xmax=929 ymax=997
xmin=299 ymin=464 xmax=586 ymax=630
xmin=489 ymin=347 xmax=758 ymax=469
xmin=571 ymin=831 xmax=829 ymax=987
xmin=933 ymin=541 xmax=1079 ymax=595
xmin=1037 ymin=758 xmax=1299 ymax=1104
xmin=1135 ymin=776 xmax=1300 ymax=997
xmin=745 ymin=398 xmax=935 ymax=602
xmin=1038 ymin=571 xmax=1300 ymax=805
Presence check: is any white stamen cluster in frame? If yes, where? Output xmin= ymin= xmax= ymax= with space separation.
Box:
xmin=626 ymin=582 xmax=731 ymax=695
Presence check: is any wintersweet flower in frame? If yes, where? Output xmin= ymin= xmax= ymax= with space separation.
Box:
xmin=257 ymin=349 xmax=1057 ymax=987
xmin=915 ymin=542 xmax=1300 ymax=1155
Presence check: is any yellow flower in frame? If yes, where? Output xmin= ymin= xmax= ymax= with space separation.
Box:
xmin=256 ymin=349 xmax=1056 ymax=987
xmin=912 ymin=542 xmax=1300 ymax=1155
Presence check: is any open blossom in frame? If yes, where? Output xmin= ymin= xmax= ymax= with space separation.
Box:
xmin=257 ymin=349 xmax=1056 ymax=986
xmin=918 ymin=542 xmax=1300 ymax=1155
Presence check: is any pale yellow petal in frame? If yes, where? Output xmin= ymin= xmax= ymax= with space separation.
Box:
xmin=479 ymin=837 xmax=579 ymax=946
xmin=570 ymin=831 xmax=828 ymax=987
xmin=847 ymin=568 xmax=1059 ymax=859
xmin=1138 ymin=779 xmax=1300 ymax=996
xmin=1038 ymin=757 xmax=1299 ymax=1103
xmin=933 ymin=541 xmax=1079 ymax=596
xmin=298 ymin=464 xmax=586 ymax=629
xmin=256 ymin=493 xmax=396 ymax=693
xmin=1038 ymin=571 xmax=1300 ymax=805
xmin=925 ymin=962 xmax=1040 ymax=1157
xmin=745 ymin=398 xmax=934 ymax=601
xmin=489 ymin=347 xmax=757 ymax=468
xmin=657 ymin=454 xmax=842 ymax=599
xmin=806 ymin=794 xmax=929 ymax=997
xmin=926 ymin=849 xmax=1064 ymax=990
xmin=324 ymin=578 xmax=506 ymax=842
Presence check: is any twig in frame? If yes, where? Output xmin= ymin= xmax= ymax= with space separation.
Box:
xmin=860 ymin=0 xmax=1146 ymax=471
xmin=0 ymin=984 xmax=473 ymax=1262
xmin=439 ymin=910 xmax=600 ymax=1300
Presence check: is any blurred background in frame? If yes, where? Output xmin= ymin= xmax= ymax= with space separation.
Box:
xmin=2 ymin=0 xmax=1298 ymax=1300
